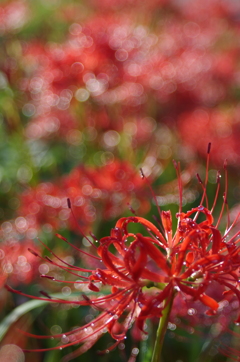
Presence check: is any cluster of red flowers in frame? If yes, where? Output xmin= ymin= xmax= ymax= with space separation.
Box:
xmin=17 ymin=159 xmax=150 ymax=236
xmin=2 ymin=0 xmax=236 ymax=165
xmin=7 ymin=147 xmax=240 ymax=361
xmin=0 ymin=159 xmax=152 ymax=288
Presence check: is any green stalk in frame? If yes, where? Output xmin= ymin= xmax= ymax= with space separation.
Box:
xmin=151 ymin=295 xmax=174 ymax=362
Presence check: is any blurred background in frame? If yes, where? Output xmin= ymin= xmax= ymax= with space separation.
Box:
xmin=0 ymin=0 xmax=240 ymax=361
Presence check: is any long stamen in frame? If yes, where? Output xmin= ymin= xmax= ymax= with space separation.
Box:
xmin=216 ymin=160 xmax=228 ymax=228
xmin=196 ymin=173 xmax=209 ymax=209
xmin=223 ymin=160 xmax=230 ymax=231
xmin=67 ymin=198 xmax=98 ymax=250
xmin=40 ymin=276 xmax=89 ymax=285
xmin=140 ymin=168 xmax=162 ymax=222
xmin=56 ymin=232 xmax=101 ymax=261
xmin=194 ymin=143 xmax=211 ymax=221
xmin=38 ymin=238 xmax=94 ymax=273
xmin=204 ymin=142 xmax=211 ymax=198
xmin=27 ymin=248 xmax=90 ymax=278
xmin=173 ymin=160 xmax=183 ymax=214
xmin=44 ymin=257 xmax=91 ymax=280
xmin=5 ymin=285 xmax=89 ymax=305
xmin=211 ymin=170 xmax=221 ymax=213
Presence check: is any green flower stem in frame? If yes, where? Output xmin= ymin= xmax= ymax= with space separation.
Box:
xmin=151 ymin=295 xmax=174 ymax=362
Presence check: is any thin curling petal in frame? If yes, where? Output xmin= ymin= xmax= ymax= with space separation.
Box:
xmin=124 ymin=241 xmax=148 ymax=281
xmin=136 ymin=233 xmax=170 ymax=275
xmin=161 ymin=211 xmax=172 ymax=234
xmin=210 ymin=227 xmax=222 ymax=254
xmin=116 ymin=216 xmax=167 ymax=246
xmin=173 ymin=229 xmax=198 ymax=275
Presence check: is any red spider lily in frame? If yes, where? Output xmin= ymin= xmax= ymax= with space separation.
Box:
xmin=6 ymin=145 xmax=240 ymax=361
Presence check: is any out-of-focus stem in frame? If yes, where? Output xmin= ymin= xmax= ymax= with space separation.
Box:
xmin=151 ymin=295 xmax=174 ymax=362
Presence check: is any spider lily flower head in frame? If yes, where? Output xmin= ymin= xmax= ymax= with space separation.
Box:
xmin=6 ymin=144 xmax=240 ymax=361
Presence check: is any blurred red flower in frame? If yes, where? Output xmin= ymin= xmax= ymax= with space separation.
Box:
xmin=178 ymin=108 xmax=240 ymax=166
xmin=0 ymin=238 xmax=40 ymax=287
xmin=17 ymin=160 xmax=151 ymax=236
